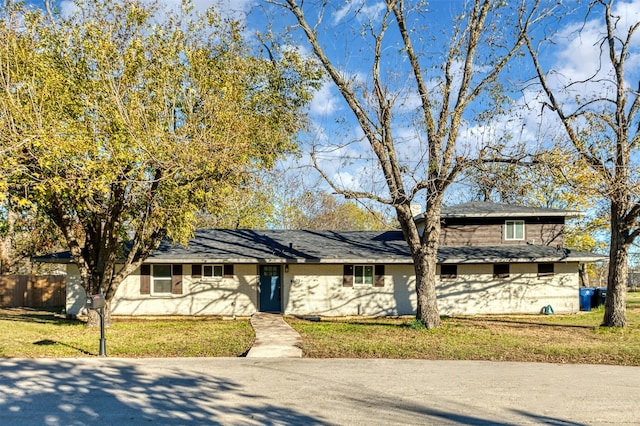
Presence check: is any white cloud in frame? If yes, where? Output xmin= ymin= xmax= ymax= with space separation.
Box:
xmin=310 ymin=81 xmax=341 ymax=117
xmin=332 ymin=1 xmax=387 ymax=26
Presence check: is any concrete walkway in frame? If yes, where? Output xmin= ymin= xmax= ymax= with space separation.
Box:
xmin=245 ymin=312 xmax=302 ymax=358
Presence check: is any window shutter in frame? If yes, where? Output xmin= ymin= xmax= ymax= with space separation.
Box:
xmin=223 ymin=264 xmax=234 ymax=278
xmin=172 ymin=264 xmax=183 ymax=294
xmin=374 ymin=265 xmax=385 ymax=287
xmin=493 ymin=264 xmax=510 ymax=279
xmin=140 ymin=264 xmax=151 ymax=295
xmin=192 ymin=264 xmax=202 ymax=278
xmin=343 ymin=265 xmax=353 ymax=287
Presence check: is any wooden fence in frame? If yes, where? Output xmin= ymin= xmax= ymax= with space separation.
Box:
xmin=0 ymin=275 xmax=66 ymax=308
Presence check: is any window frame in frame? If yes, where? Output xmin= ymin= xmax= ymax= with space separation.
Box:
xmin=202 ymin=265 xmax=223 ymax=279
xmin=354 ymin=265 xmax=374 ymax=285
xmin=505 ymin=220 xmax=525 ymax=241
xmin=151 ymin=264 xmax=173 ymax=295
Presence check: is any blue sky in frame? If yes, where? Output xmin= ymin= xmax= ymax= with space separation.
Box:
xmin=20 ymin=0 xmax=640 ymax=210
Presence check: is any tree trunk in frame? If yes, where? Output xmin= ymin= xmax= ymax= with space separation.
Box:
xmin=85 ymin=301 xmax=112 ymax=328
xmin=414 ymin=249 xmax=441 ymax=329
xmin=578 ymin=263 xmax=590 ymax=287
xmin=603 ymin=204 xmax=628 ymax=327
xmin=398 ymin=200 xmax=442 ymax=329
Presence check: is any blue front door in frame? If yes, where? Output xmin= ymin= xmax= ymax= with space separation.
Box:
xmin=259 ymin=265 xmax=282 ymax=312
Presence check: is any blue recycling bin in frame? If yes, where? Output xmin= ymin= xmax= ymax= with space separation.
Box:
xmin=579 ymin=287 xmax=595 ymax=311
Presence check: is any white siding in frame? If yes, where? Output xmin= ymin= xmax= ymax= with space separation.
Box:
xmin=66 ymin=264 xmax=87 ymax=316
xmin=66 ymin=262 xmax=580 ymax=317
xmin=436 ymin=263 xmax=579 ymax=315
xmin=282 ymin=263 xmax=415 ymax=316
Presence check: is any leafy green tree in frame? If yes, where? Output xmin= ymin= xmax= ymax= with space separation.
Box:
xmin=0 ymin=0 xmax=320 ymax=319
xmin=525 ymin=0 xmax=638 ymax=326
xmin=267 ymin=0 xmax=544 ymax=328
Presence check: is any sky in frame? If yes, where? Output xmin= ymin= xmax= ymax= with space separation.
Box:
xmin=17 ymin=0 xmax=640 ymax=212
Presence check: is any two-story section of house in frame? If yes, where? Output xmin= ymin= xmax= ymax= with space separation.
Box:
xmin=420 ymin=202 xmax=603 ymax=315
xmin=50 ymin=202 xmax=604 ymax=318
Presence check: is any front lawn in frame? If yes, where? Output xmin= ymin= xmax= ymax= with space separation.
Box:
xmin=0 ymin=310 xmax=254 ymax=357
xmin=2 ymin=293 xmax=640 ymax=364
xmin=286 ymin=291 xmax=640 ymax=365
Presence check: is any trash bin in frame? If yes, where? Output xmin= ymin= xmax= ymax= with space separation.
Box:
xmin=579 ymin=287 xmax=595 ymax=311
xmin=592 ymin=287 xmax=607 ymax=309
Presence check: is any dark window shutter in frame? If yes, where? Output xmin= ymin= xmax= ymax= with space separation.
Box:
xmin=192 ymin=264 xmax=202 ymax=278
xmin=493 ymin=264 xmax=510 ymax=279
xmin=223 ymin=264 xmax=234 ymax=278
xmin=140 ymin=264 xmax=151 ymax=295
xmin=374 ymin=264 xmax=385 ymax=287
xmin=172 ymin=264 xmax=183 ymax=294
xmin=440 ymin=264 xmax=458 ymax=279
xmin=343 ymin=265 xmax=353 ymax=287
xmin=538 ymin=263 xmax=554 ymax=277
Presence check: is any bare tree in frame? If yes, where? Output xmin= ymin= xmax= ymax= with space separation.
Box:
xmin=266 ymin=0 xmax=542 ymax=327
xmin=525 ymin=0 xmax=639 ymax=327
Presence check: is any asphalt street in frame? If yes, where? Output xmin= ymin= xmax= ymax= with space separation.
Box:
xmin=0 ymin=357 xmax=638 ymax=425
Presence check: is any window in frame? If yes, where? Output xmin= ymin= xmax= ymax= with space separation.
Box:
xmin=354 ymin=265 xmax=374 ymax=285
xmin=505 ymin=220 xmax=525 ymax=240
xmin=152 ymin=265 xmax=172 ymax=294
xmin=538 ymin=263 xmax=555 ymax=277
xmin=192 ymin=264 xmax=234 ymax=279
xmin=493 ymin=264 xmax=510 ymax=279
xmin=440 ymin=264 xmax=457 ymax=279
xmin=140 ymin=264 xmax=182 ymax=295
xmin=343 ymin=264 xmax=385 ymax=287
xmin=204 ymin=265 xmax=223 ymax=278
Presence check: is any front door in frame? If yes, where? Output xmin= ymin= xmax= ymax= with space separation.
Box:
xmin=259 ymin=265 xmax=282 ymax=312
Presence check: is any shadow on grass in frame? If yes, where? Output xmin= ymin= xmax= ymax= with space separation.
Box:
xmin=291 ymin=315 xmax=597 ymax=331
xmin=451 ymin=316 xmax=598 ymax=330
xmin=33 ymin=339 xmax=93 ymax=355
xmin=0 ymin=307 xmax=81 ymax=326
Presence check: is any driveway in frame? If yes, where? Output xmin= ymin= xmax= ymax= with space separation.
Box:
xmin=0 ymin=358 xmax=638 ymax=425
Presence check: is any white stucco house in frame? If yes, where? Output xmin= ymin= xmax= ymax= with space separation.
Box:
xmin=42 ymin=202 xmax=605 ymax=317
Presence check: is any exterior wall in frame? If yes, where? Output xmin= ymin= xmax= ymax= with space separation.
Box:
xmin=283 ymin=263 xmax=416 ymax=316
xmin=66 ymin=264 xmax=259 ymax=316
xmin=283 ymin=262 xmax=579 ymax=316
xmin=435 ymin=217 xmax=565 ymax=246
xmin=66 ymin=265 xmax=87 ymax=316
xmin=66 ymin=261 xmax=580 ymax=317
xmin=436 ymin=262 xmax=579 ymax=315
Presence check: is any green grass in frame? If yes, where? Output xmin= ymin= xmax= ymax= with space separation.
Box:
xmin=3 ymin=293 xmax=640 ymax=364
xmin=286 ymin=292 xmax=640 ymax=365
xmin=0 ymin=309 xmax=254 ymax=357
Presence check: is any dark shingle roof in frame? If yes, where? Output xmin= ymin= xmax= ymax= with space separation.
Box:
xmin=33 ymin=228 xmax=604 ymax=265
xmin=147 ymin=229 xmax=411 ymax=263
xmin=440 ymin=202 xmax=581 ymax=218
xmin=141 ymin=229 xmax=603 ymax=264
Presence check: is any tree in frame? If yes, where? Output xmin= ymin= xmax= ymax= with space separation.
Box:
xmin=267 ymin=0 xmax=543 ymax=327
xmin=462 ymin=148 xmax=608 ymax=285
xmin=524 ymin=0 xmax=639 ymax=326
xmin=0 ymin=0 xmax=320 ymax=321
xmin=0 ymin=206 xmax=65 ymax=274
xmin=286 ymin=190 xmax=393 ymax=230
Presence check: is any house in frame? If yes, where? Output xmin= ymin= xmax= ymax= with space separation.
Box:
xmin=48 ymin=202 xmax=604 ymax=317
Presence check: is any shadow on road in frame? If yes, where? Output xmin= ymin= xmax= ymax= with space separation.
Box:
xmin=0 ymin=359 xmax=326 ymax=425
